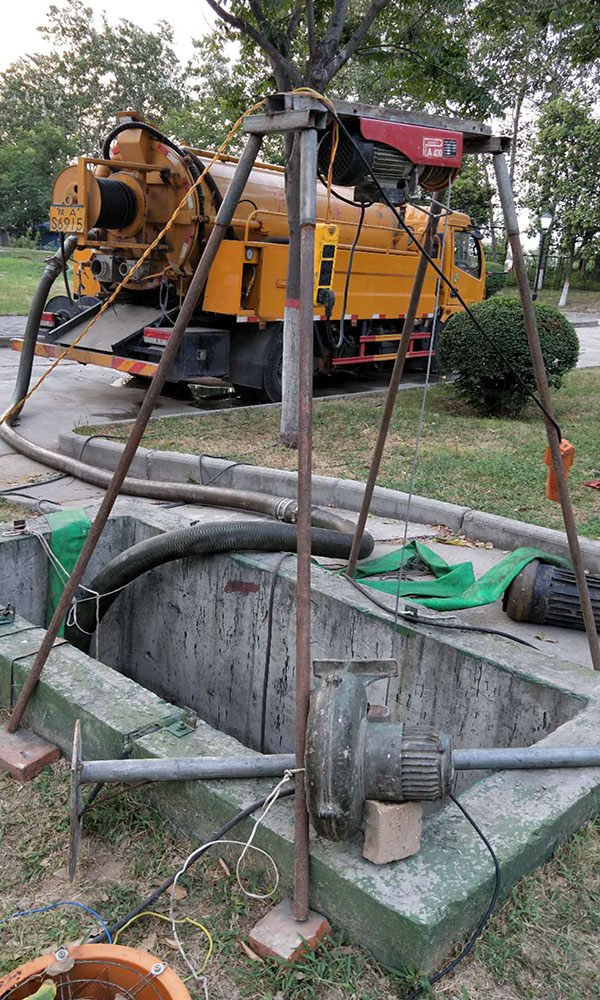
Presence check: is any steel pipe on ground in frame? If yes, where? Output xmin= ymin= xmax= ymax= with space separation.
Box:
xmin=76 ymin=746 xmax=600 ymax=786
xmin=454 ymin=746 xmax=600 ymax=770
xmin=79 ymin=753 xmax=297 ymax=784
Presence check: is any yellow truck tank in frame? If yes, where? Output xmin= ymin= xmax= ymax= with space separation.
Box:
xmin=28 ymin=114 xmax=486 ymax=401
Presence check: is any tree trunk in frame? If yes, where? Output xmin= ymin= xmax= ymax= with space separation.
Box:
xmin=280 ymin=133 xmax=302 ymax=447
xmin=482 ymin=160 xmax=498 ymax=260
xmin=508 ymin=51 xmax=530 ymax=186
xmin=558 ymin=248 xmax=575 ymax=308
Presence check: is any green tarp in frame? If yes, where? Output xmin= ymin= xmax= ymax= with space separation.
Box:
xmin=45 ymin=508 xmax=91 ymax=636
xmin=354 ymin=540 xmax=571 ymax=612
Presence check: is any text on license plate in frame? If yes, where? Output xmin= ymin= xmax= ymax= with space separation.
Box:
xmin=49 ymin=204 xmax=85 ymax=234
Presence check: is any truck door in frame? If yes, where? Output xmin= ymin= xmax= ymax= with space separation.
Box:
xmin=451 ymin=230 xmax=484 ymax=309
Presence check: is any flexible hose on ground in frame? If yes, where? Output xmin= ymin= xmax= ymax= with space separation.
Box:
xmin=66 ymin=520 xmax=374 ymax=652
xmin=8 ymin=235 xmax=79 ymax=421
xmin=0 ymin=227 xmax=365 ymax=538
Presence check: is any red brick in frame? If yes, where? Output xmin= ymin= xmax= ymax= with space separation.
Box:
xmin=0 ymin=724 xmax=60 ymax=781
xmin=248 ymin=898 xmax=331 ymax=963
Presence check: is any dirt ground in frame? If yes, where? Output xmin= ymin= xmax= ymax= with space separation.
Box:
xmin=1 ymin=753 xmax=599 ymax=1000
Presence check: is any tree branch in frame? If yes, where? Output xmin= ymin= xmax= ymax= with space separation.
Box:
xmin=326 ymin=0 xmax=392 ymax=82
xmin=204 ymin=0 xmax=301 ymax=86
xmin=321 ymin=0 xmax=351 ymax=63
xmin=305 ymin=0 xmax=317 ymax=58
xmin=248 ymin=0 xmax=269 ymax=32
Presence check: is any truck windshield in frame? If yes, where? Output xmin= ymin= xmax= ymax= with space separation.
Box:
xmin=454 ymin=231 xmax=481 ymax=278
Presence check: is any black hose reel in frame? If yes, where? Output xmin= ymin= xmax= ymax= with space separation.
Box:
xmin=305 ymin=659 xmax=454 ymax=840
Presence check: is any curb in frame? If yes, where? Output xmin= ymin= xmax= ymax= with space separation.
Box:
xmin=59 ymin=429 xmax=600 ymax=572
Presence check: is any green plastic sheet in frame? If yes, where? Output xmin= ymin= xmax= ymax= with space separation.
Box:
xmin=354 ymin=540 xmax=571 ymax=612
xmin=45 ymin=508 xmax=91 ymax=636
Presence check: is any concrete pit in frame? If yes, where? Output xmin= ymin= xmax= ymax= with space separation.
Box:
xmin=2 ymin=502 xmax=600 ymax=973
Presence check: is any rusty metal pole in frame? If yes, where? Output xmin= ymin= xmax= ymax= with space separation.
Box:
xmin=493 ymin=151 xmax=600 ymax=671
xmin=294 ymin=125 xmax=318 ymax=922
xmin=346 ymin=198 xmax=443 ymax=578
xmin=6 ymin=133 xmax=264 ymax=733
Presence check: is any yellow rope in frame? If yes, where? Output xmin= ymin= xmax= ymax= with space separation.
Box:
xmin=1 ymin=100 xmax=266 ymax=426
xmin=3 ymin=89 xmax=340 ymax=425
xmin=292 ymin=87 xmax=338 ymax=223
xmin=112 ymin=909 xmax=213 ymax=974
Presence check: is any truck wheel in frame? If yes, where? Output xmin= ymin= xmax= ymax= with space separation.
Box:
xmin=257 ymin=332 xmax=283 ymax=403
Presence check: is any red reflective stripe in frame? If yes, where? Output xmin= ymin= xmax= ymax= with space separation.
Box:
xmin=129 ymin=361 xmax=148 ymax=375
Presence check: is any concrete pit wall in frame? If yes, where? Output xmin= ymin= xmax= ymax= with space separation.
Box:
xmin=3 ymin=515 xmax=582 ymax=768
xmin=2 ymin=507 xmax=600 ymax=974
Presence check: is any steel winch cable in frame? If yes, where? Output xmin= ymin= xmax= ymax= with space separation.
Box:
xmin=390 ymin=181 xmax=453 ymax=680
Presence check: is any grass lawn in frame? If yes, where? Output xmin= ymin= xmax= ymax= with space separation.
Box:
xmin=525 ymin=287 xmax=600 ymax=314
xmin=0 ymin=499 xmax=38 ymax=521
xmin=82 ymin=368 xmax=600 ymax=539
xmin=0 ymin=251 xmax=50 ymax=315
xmin=1 ymin=758 xmax=599 ymax=1000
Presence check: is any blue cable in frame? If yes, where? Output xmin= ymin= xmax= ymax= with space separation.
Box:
xmin=0 ymin=901 xmax=113 ymax=943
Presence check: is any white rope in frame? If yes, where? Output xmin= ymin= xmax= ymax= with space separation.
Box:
xmin=169 ymin=770 xmax=300 ymax=991
xmin=26 ymin=526 xmax=125 ymax=658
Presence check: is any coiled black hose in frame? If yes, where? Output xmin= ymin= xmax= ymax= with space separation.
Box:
xmin=66 ymin=520 xmax=374 ymax=652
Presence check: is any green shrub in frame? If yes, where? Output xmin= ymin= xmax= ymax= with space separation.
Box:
xmin=438 ymin=296 xmax=579 ymax=417
xmin=9 ymin=233 xmax=40 ymax=249
xmin=484 ymin=260 xmax=507 ymax=298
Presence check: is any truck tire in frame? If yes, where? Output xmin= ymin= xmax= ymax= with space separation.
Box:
xmin=257 ymin=331 xmax=283 ymax=403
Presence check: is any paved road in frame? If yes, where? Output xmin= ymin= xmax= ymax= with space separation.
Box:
xmin=0 ymin=308 xmax=597 ymax=493
xmin=0 ymin=326 xmax=429 ymax=489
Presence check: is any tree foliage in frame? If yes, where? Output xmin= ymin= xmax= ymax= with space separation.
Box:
xmin=0 ymin=123 xmax=75 ymax=234
xmin=525 ymin=96 xmax=600 ymax=266
xmin=0 ymin=0 xmax=186 ymax=152
xmin=450 ymin=160 xmax=493 ymax=231
xmin=0 ymin=0 xmax=188 ymax=233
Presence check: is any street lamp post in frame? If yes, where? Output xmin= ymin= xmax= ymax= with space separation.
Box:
xmin=532 ymin=211 xmax=552 ymax=300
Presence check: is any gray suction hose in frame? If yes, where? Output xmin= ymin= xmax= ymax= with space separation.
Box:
xmin=0 ymin=242 xmax=363 ymax=536
xmin=66 ymin=520 xmax=374 ymax=652
xmin=8 ymin=235 xmax=79 ymax=421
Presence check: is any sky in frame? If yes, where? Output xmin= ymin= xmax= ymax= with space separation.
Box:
xmin=0 ymin=0 xmax=215 ymax=71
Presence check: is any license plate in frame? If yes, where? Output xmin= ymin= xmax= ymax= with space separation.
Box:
xmin=49 ymin=204 xmax=85 ymax=234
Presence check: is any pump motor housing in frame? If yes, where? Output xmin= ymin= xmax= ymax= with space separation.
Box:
xmin=305 ymin=661 xmax=454 ymax=840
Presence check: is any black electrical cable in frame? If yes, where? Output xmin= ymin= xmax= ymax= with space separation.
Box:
xmin=0 ymin=492 xmax=62 ymax=512
xmin=320 ymin=108 xmax=562 ymax=441
xmin=76 ymin=433 xmax=128 ymax=464
xmin=337 ymin=203 xmax=367 ymax=350
xmin=343 ymin=573 xmax=539 ymax=649
xmin=89 ymin=787 xmax=295 ymax=943
xmin=59 ymin=233 xmax=73 ymax=304
xmin=197 ymin=454 xmax=245 ymax=486
xmin=317 ymin=170 xmax=363 ymax=208
xmin=0 ymin=475 xmax=70 ymax=496
xmin=401 ymin=793 xmax=500 ymax=1000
